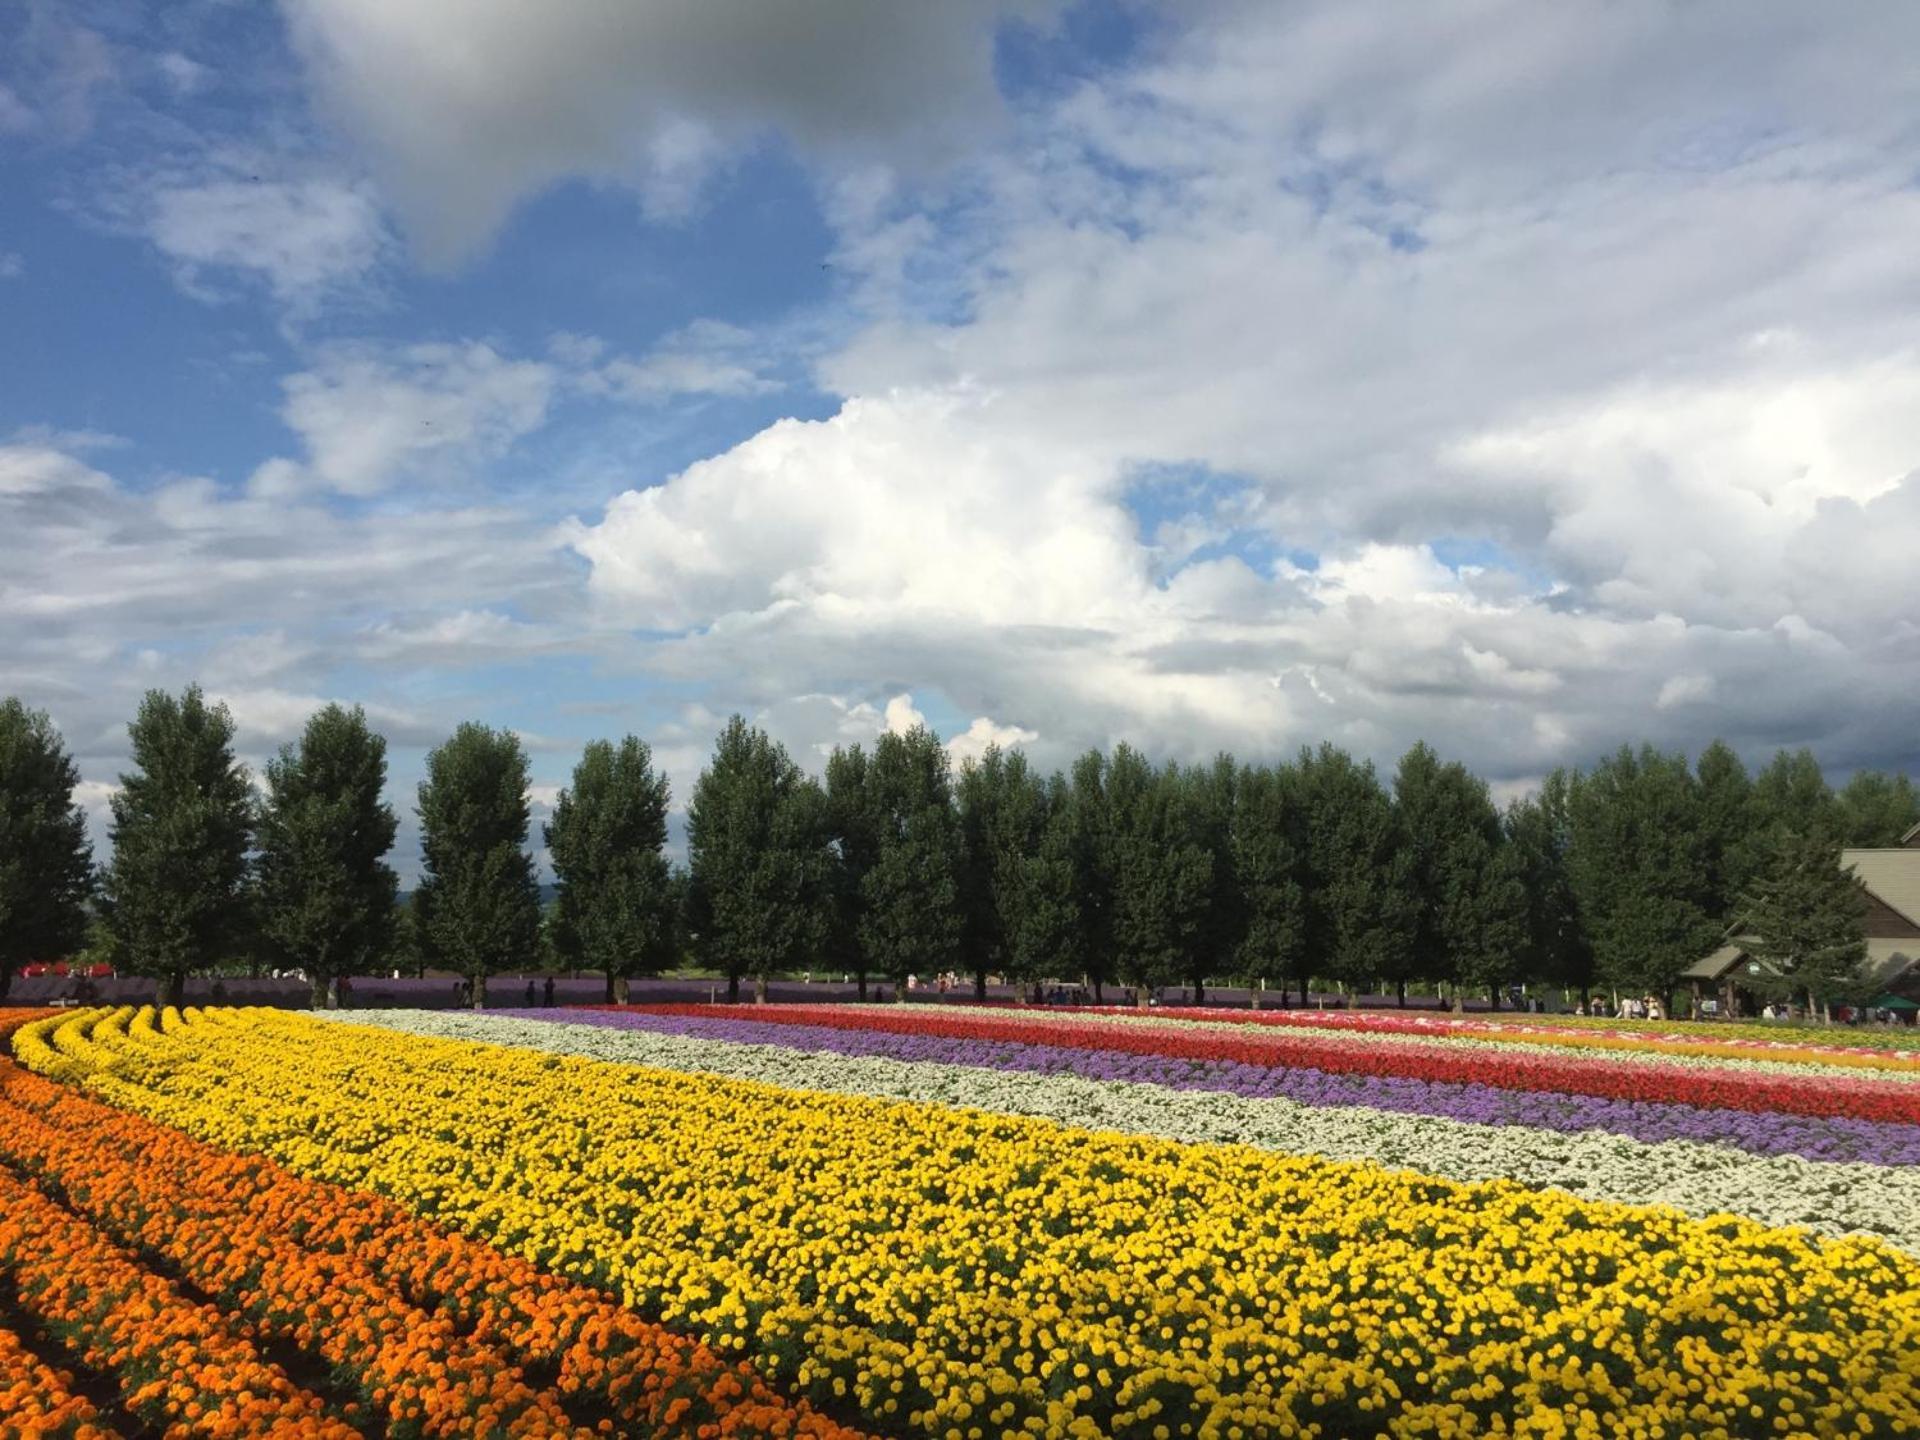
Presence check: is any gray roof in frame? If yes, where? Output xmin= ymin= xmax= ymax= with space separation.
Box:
xmin=1683 ymin=942 xmax=1751 ymax=982
xmin=1841 ymin=848 xmax=1920 ymax=930
xmin=1682 ymin=934 xmax=1914 ymax=986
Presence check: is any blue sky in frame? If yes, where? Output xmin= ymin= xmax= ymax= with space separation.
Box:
xmin=5 ymin=1 xmax=1920 ymax=873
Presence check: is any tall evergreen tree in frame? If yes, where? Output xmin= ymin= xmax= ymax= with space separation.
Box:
xmin=255 ymin=704 xmax=398 ymax=1010
xmin=1565 ymin=745 xmax=1717 ymax=1005
xmin=545 ymin=736 xmax=675 ymax=1003
xmin=686 ymin=717 xmax=832 ymax=1002
xmin=1835 ymin=770 xmax=1920 ymax=846
xmin=824 ymin=743 xmax=878 ymax=999
xmin=1505 ymin=775 xmax=1591 ymax=997
xmin=1106 ymin=748 xmax=1213 ymax=1007
xmin=1229 ymin=761 xmax=1304 ymax=1007
xmin=1012 ymin=773 xmax=1082 ymax=998
xmin=1186 ymin=755 xmax=1243 ymax=1003
xmin=1066 ymin=750 xmax=1115 ymax=1000
xmin=860 ymin=725 xmax=964 ymax=998
xmin=1693 ymin=739 xmax=1756 ymax=924
xmin=415 ymin=722 xmax=540 ymax=1008
xmin=957 ymin=745 xmax=1057 ymax=999
xmin=0 ymin=699 xmax=94 ymax=1002
xmin=1739 ymin=833 xmax=1872 ymax=1021
xmin=1393 ymin=742 xmax=1526 ymax=1008
xmin=1750 ymin=748 xmax=1837 ymax=845
xmin=101 ymin=686 xmax=253 ymax=1008
xmin=1296 ymin=744 xmax=1415 ymax=1006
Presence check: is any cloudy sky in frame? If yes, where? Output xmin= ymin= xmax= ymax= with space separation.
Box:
xmin=5 ymin=1 xmax=1918 ymax=872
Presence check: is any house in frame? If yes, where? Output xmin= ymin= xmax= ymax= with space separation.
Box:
xmin=1684 ymin=823 xmax=1920 ymax=1016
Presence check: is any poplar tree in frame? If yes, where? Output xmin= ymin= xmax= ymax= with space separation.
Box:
xmin=1565 ymin=745 xmax=1717 ymax=1005
xmin=859 ymin=725 xmax=963 ymax=998
xmin=957 ymin=745 xmax=1053 ymax=999
xmin=101 ymin=686 xmax=253 ymax=1008
xmin=1229 ymin=760 xmax=1304 ymax=1007
xmin=1394 ymin=742 xmax=1526 ymax=1008
xmin=255 ymin=704 xmax=398 ymax=1009
xmin=1066 ymin=750 xmax=1115 ymax=999
xmin=546 ymin=736 xmax=675 ymax=1003
xmin=686 ymin=717 xmax=832 ymax=1002
xmin=0 ymin=699 xmax=93 ymax=1002
xmin=1296 ymin=744 xmax=1415 ymax=1005
xmin=825 ymin=742 xmax=878 ymax=998
xmin=416 ymin=723 xmax=540 ymax=1008
xmin=1013 ymin=773 xmax=1083 ymax=998
xmin=1107 ymin=748 xmax=1213 ymax=1007
xmin=1693 ymin=740 xmax=1756 ymax=923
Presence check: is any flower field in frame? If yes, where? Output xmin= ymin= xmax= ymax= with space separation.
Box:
xmin=8 ymin=1002 xmax=1920 ymax=1438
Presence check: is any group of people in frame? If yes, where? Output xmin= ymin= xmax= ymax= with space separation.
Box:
xmin=1572 ymin=995 xmax=1666 ymax=1020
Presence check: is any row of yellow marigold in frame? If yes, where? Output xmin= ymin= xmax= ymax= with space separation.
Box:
xmin=0 ymin=1008 xmax=870 ymax=1440
xmin=23 ymin=1005 xmax=1920 ymax=1440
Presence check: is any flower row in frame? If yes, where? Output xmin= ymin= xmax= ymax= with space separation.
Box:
xmin=0 ymin=1011 xmax=869 ymax=1440
xmin=1069 ymin=1004 xmax=1920 ymax=1074
xmin=0 ymin=1147 xmax=359 ymax=1439
xmin=379 ymin=1006 xmax=1920 ymax=1250
xmin=28 ymin=1005 xmax=1920 ymax=1440
xmin=613 ymin=1002 xmax=1920 ymax=1124
xmin=0 ymin=1317 xmax=118 ymax=1440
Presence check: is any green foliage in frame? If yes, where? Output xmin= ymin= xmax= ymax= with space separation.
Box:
xmin=859 ymin=726 xmax=964 ymax=990
xmin=0 ymin=698 xmax=94 ymax=999
xmin=1693 ymin=739 xmax=1756 ymax=923
xmin=1229 ymin=761 xmax=1304 ymax=1001
xmin=956 ymin=745 xmax=1053 ymax=995
xmin=1013 ymin=773 xmax=1083 ymax=991
xmin=546 ymin=736 xmax=676 ymax=1001
xmin=1504 ymin=775 xmax=1591 ymax=994
xmin=687 ymin=717 xmax=833 ymax=997
xmin=1065 ymin=750 xmax=1115 ymax=996
xmin=1565 ymin=745 xmax=1718 ymax=1000
xmin=1750 ymin=748 xmax=1837 ymax=845
xmin=1738 ymin=833 xmax=1873 ymax=1017
xmin=1105 ymin=747 xmax=1214 ymax=1003
xmin=824 ymin=743 xmax=878 ymax=993
xmin=1296 ymin=744 xmax=1415 ymax=1001
xmin=1835 ymin=770 xmax=1920 ymax=847
xmin=100 ymin=686 xmax=253 ymax=1006
xmin=255 ymin=704 xmax=399 ymax=1008
xmin=415 ymin=722 xmax=540 ymax=1005
xmin=1394 ymin=742 xmax=1527 ymax=1004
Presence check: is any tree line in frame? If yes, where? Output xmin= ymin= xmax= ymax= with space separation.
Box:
xmin=2 ymin=689 xmax=1914 ymax=1012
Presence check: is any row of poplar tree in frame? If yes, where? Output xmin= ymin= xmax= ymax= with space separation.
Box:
xmin=2 ymin=688 xmax=1915 ymax=1010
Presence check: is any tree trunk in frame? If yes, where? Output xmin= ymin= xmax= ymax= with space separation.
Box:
xmin=156 ymin=969 xmax=183 ymax=1010
xmin=1092 ymin=979 xmax=1104 ymax=1004
xmin=754 ymin=973 xmax=769 ymax=1005
xmin=1343 ymin=988 xmax=1358 ymax=1009
xmin=309 ymin=973 xmax=330 ymax=1011
xmin=604 ymin=971 xmax=617 ymax=1004
xmin=1488 ymin=986 xmax=1501 ymax=1012
xmin=1135 ymin=987 xmax=1151 ymax=1010
xmin=895 ymin=980 xmax=909 ymax=1004
xmin=613 ymin=973 xmax=630 ymax=1005
xmin=727 ymin=973 xmax=740 ymax=1004
xmin=468 ymin=973 xmax=487 ymax=1010
xmin=974 ymin=969 xmax=987 ymax=1001
xmin=1450 ymin=992 xmax=1466 ymax=1014
xmin=856 ymin=971 xmax=867 ymax=1001
xmin=1396 ymin=979 xmax=1407 ymax=1008
xmin=1249 ymin=979 xmax=1263 ymax=1010
xmin=327 ymin=975 xmax=342 ymax=1010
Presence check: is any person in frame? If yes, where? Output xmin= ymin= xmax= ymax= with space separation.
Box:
xmin=1573 ymin=1000 xmax=1587 ymax=1016
xmin=1645 ymin=995 xmax=1663 ymax=1022
xmin=543 ymin=975 xmax=556 ymax=1008
xmin=526 ymin=978 xmax=537 ymax=1007
xmin=336 ymin=975 xmax=352 ymax=1009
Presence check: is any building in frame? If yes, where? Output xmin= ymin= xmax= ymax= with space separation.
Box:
xmin=1684 ymin=822 xmax=1920 ymax=1017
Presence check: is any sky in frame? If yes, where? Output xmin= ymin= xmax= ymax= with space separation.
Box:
xmin=4 ymin=1 xmax=1920 ymax=876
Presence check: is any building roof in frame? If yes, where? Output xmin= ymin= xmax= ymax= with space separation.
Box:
xmin=1841 ymin=848 xmax=1920 ymax=930
xmin=1683 ymin=943 xmax=1748 ymax=982
xmin=1681 ymin=935 xmax=1915 ymax=987
xmin=1902 ymin=820 xmax=1920 ymax=849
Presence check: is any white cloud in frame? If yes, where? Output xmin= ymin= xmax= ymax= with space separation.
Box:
xmin=262 ymin=341 xmax=556 ymax=495
xmin=0 ymin=83 xmax=31 ymax=133
xmin=948 ymin=714 xmax=1040 ymax=768
xmin=1657 ymin=674 xmax=1717 ymax=710
xmin=146 ymin=172 xmax=390 ymax=310
xmin=0 ymin=251 xmax=22 ymax=279
xmin=585 ymin=320 xmax=781 ymax=402
xmin=155 ymin=52 xmax=210 ymax=97
xmin=280 ymin=0 xmax=1059 ymax=259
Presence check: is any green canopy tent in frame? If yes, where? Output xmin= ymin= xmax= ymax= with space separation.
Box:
xmin=1870 ymin=994 xmax=1918 ymax=1011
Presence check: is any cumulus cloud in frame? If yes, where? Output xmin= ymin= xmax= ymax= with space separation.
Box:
xmin=279 ymin=0 xmax=1059 ymax=259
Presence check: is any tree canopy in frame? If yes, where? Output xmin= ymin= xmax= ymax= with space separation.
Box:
xmin=0 ymin=699 xmax=93 ymax=1002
